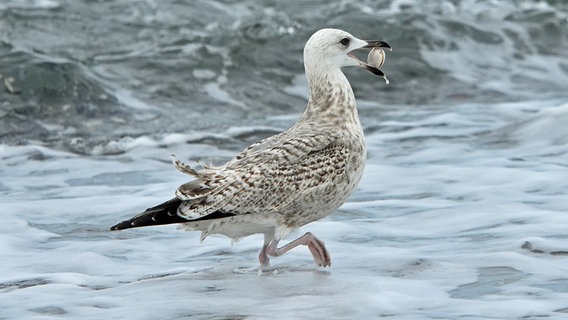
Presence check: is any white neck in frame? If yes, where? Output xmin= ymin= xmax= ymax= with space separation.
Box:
xmin=300 ymin=66 xmax=360 ymax=128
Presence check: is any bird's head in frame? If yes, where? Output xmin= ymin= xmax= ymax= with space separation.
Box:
xmin=303 ymin=28 xmax=391 ymax=80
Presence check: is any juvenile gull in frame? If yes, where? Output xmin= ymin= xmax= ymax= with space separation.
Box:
xmin=110 ymin=28 xmax=391 ymax=267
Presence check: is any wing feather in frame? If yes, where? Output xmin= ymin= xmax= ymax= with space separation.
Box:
xmin=174 ymin=127 xmax=355 ymax=219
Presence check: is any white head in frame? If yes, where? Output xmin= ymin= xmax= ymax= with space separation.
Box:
xmin=303 ymin=28 xmax=391 ymax=78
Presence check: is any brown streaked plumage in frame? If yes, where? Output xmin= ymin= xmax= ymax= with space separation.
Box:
xmin=110 ymin=28 xmax=391 ymax=267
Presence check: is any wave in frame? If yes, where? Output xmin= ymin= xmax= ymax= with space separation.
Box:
xmin=0 ymin=0 xmax=566 ymax=150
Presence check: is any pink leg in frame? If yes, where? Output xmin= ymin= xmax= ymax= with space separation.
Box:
xmin=258 ymin=243 xmax=270 ymax=267
xmin=258 ymin=233 xmax=273 ymax=267
xmin=264 ymin=232 xmax=331 ymax=267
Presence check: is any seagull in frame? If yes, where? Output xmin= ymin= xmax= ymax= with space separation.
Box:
xmin=110 ymin=28 xmax=391 ymax=267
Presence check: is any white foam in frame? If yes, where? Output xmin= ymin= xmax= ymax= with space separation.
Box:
xmin=1 ymin=99 xmax=568 ymax=319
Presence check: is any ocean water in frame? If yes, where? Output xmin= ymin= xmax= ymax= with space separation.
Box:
xmin=1 ymin=0 xmax=568 ymax=319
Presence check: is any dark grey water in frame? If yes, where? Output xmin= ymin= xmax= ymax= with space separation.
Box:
xmin=1 ymin=0 xmax=567 ymax=153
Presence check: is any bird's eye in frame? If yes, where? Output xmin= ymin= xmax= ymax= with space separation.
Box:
xmin=339 ymin=38 xmax=350 ymax=46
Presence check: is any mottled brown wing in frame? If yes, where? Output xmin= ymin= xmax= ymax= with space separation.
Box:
xmin=222 ymin=142 xmax=352 ymax=214
xmin=176 ymin=131 xmax=352 ymax=218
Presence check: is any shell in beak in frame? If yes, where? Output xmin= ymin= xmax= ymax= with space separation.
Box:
xmin=348 ymin=40 xmax=392 ymax=84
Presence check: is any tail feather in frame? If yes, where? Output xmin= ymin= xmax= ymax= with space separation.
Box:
xmin=109 ymin=197 xmax=235 ymax=231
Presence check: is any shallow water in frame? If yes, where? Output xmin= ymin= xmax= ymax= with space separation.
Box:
xmin=3 ymin=98 xmax=568 ymax=319
xmin=2 ymin=0 xmax=568 ymax=319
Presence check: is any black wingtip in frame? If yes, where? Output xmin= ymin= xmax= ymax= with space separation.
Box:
xmin=109 ymin=197 xmax=183 ymax=231
xmin=109 ymin=220 xmax=134 ymax=231
xmin=109 ymin=197 xmax=238 ymax=232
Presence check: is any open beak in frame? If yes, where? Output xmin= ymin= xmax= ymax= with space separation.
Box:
xmin=363 ymin=40 xmax=392 ymax=50
xmin=348 ymin=40 xmax=392 ymax=82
